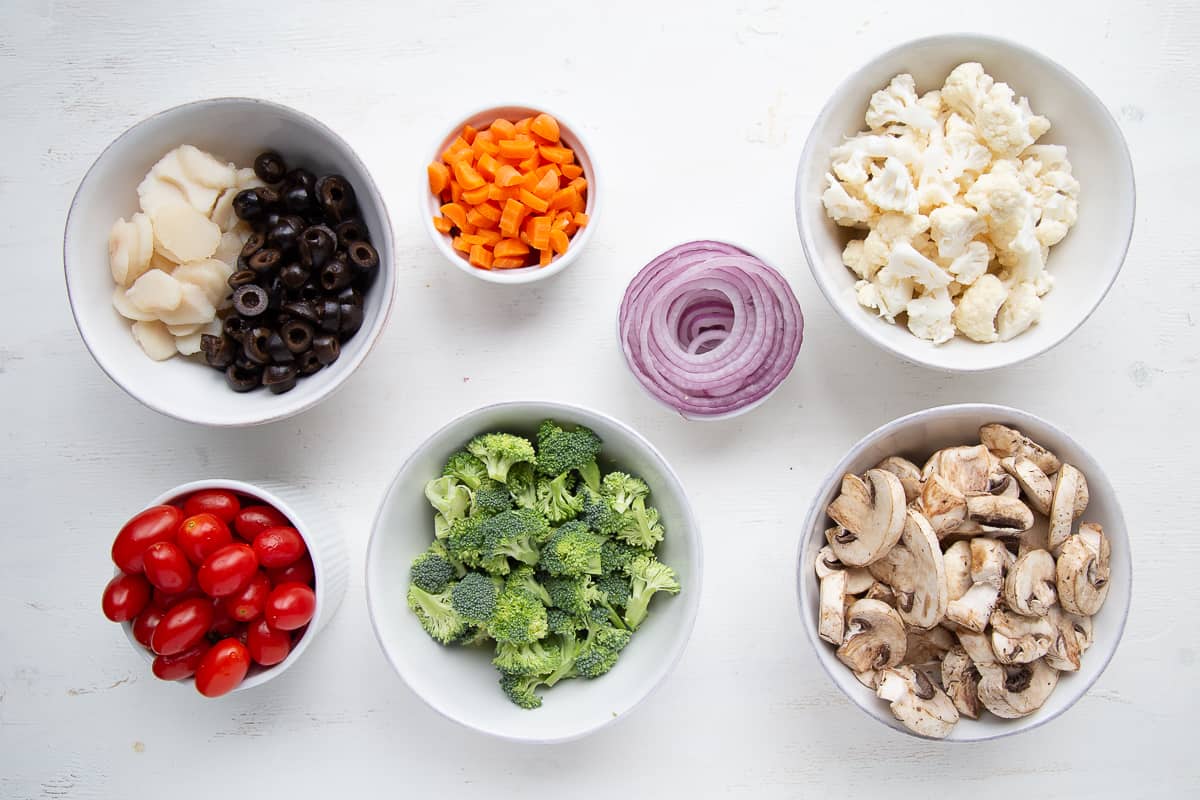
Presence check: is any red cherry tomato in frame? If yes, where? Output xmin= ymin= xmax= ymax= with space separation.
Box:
xmin=208 ymin=599 xmax=242 ymax=638
xmin=131 ymin=606 xmax=165 ymax=648
xmin=142 ymin=541 xmax=194 ymax=593
xmin=233 ymin=505 xmax=290 ymax=541
xmin=197 ymin=544 xmax=258 ymax=597
xmin=223 ymin=571 xmax=271 ymax=622
xmin=101 ymin=573 xmax=152 ymax=622
xmin=195 ymin=638 xmax=250 ymax=697
xmin=152 ymin=582 xmax=204 ymax=610
xmin=112 ymin=505 xmax=183 ymax=574
xmin=182 ymin=489 xmax=241 ymax=524
xmin=246 ymin=618 xmax=292 ymax=666
xmin=152 ymin=643 xmax=209 ymax=681
xmin=177 ymin=513 xmax=233 ymax=565
xmin=267 ymin=555 xmax=314 ymax=587
xmin=151 ymin=597 xmax=214 ymax=656
xmin=264 ymin=582 xmax=316 ymax=631
xmin=252 ymin=526 xmax=307 ymax=569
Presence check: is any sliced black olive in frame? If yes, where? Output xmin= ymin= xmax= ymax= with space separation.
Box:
xmin=225 ymin=363 xmax=261 ymax=392
xmin=232 ymin=189 xmax=265 ymax=221
xmin=285 ymin=167 xmax=316 ymax=191
xmin=298 ymin=224 xmax=336 ymax=270
xmin=223 ymin=314 xmax=250 ymax=341
xmin=317 ymin=299 xmax=341 ymax=333
xmin=316 ymin=175 xmax=356 ymax=222
xmin=279 ymin=263 xmax=310 ymax=289
xmin=280 ymin=318 xmax=315 ymax=354
xmin=347 ymin=240 xmax=379 ymax=275
xmin=261 ymin=212 xmax=283 ymax=234
xmin=267 ymin=215 xmax=307 ymax=251
xmin=238 ymin=231 xmax=266 ymax=265
xmin=201 ymin=334 xmax=235 ymax=369
xmin=248 ymin=248 xmax=283 ymax=276
xmin=337 ymin=286 xmax=363 ymax=307
xmin=296 ymin=349 xmax=323 ymax=376
xmin=312 ymin=334 xmax=341 ymax=365
xmin=228 ymin=269 xmax=257 ymax=289
xmin=282 ymin=183 xmax=314 ymax=214
xmin=262 ymin=363 xmax=299 ymax=394
xmin=256 ymin=186 xmax=281 ymax=208
xmin=232 ymin=284 xmax=270 ymax=317
xmin=266 ymin=331 xmax=294 ymax=363
xmin=319 ymin=256 xmax=354 ymax=291
xmin=282 ymin=300 xmax=319 ymax=324
xmin=334 ymin=219 xmax=369 ymax=249
xmin=243 ymin=326 xmax=273 ymax=365
xmin=266 ymin=275 xmax=286 ymax=310
xmin=300 ymin=281 xmax=324 ymax=302
xmin=338 ymin=302 xmax=364 ymax=338
xmin=254 ymin=151 xmax=287 ymax=184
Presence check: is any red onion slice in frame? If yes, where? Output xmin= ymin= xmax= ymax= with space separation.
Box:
xmin=619 ymin=240 xmax=803 ymax=416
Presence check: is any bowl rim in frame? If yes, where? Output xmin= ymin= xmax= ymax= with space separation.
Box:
xmin=63 ymin=95 xmax=398 ymax=427
xmin=418 ymin=102 xmax=599 ymax=286
xmin=364 ymin=399 xmax=703 ymax=743
xmin=794 ymin=32 xmax=1137 ymax=373
xmin=794 ymin=402 xmax=1133 ymax=741
xmin=117 ymin=478 xmax=330 ymax=694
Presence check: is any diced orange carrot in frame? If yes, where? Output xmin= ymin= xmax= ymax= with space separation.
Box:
xmin=530 ymin=113 xmax=560 ymax=143
xmin=427 ymin=163 xmax=450 ymax=195
xmin=497 ymin=139 xmax=537 ymax=160
xmin=461 ymin=185 xmax=490 ymax=205
xmin=450 ymin=182 xmax=462 ymax=205
xmin=475 ymin=153 xmax=500 ymax=181
xmin=440 ymin=203 xmax=469 ymax=230
xmin=494 ymin=238 xmax=530 ymax=258
xmin=441 ymin=136 xmax=470 ymax=163
xmin=466 ymin=207 xmax=497 ymax=230
xmin=462 ymin=124 xmax=478 ymax=144
xmin=561 ymin=163 xmax=583 ymax=179
xmin=492 ymin=256 xmax=527 ymax=269
xmin=451 ymin=235 xmax=470 ymax=253
xmin=569 ymin=176 xmax=587 ymax=193
xmin=499 ymin=199 xmax=528 ymax=237
xmin=468 ymin=244 xmax=493 ymax=269
xmin=528 ymin=216 xmax=552 ymax=251
xmin=520 ymin=170 xmax=541 ymax=191
xmin=494 ymin=164 xmax=523 ymax=187
xmin=539 ymin=145 xmax=574 ymax=164
xmin=518 ymin=188 xmax=550 ymax=213
xmin=433 ymin=215 xmax=454 ymax=234
xmin=569 ymin=190 xmax=586 ymax=213
xmin=532 ymin=169 xmax=560 ymax=200
xmin=461 ymin=233 xmax=490 ymax=246
xmin=472 ymin=132 xmax=499 ymax=157
xmin=518 ymin=154 xmax=540 ymax=172
xmin=549 ymin=228 xmax=569 ymax=255
xmin=514 ymin=117 xmax=533 ymax=135
xmin=452 ymin=159 xmax=486 ymax=191
xmin=573 ymin=212 xmax=589 ymax=226
xmin=474 ymin=202 xmax=502 ymax=223
xmin=477 ymin=229 xmax=502 ymax=246
xmin=488 ymin=118 xmax=516 ymax=139
xmin=548 ymin=185 xmax=578 ymax=212
xmin=539 ymin=248 xmax=553 ymax=266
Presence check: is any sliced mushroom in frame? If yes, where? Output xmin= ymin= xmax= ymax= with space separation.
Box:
xmin=965 ymin=494 xmax=1034 ymax=535
xmin=976 ymin=659 xmax=1059 ymax=718
xmin=941 ymin=646 xmax=982 ymax=719
xmin=1047 ymin=464 xmax=1087 ymax=551
xmin=945 ymin=582 xmax=1001 ymax=632
xmin=836 ymin=599 xmax=907 ymax=673
xmin=814 ymin=544 xmax=875 ymax=594
xmin=917 ymin=473 xmax=968 ymax=538
xmin=1043 ymin=606 xmax=1082 ymax=672
xmin=874 ymin=455 xmax=924 ymax=504
xmin=1018 ymin=517 xmax=1050 ymax=557
xmin=1069 ymin=613 xmax=1094 ymax=654
xmin=955 ymin=628 xmax=998 ymax=666
xmin=990 ymin=607 xmax=1055 ymax=664
xmin=875 ymin=666 xmax=960 ymax=738
xmin=1004 ymin=549 xmax=1058 ymax=616
xmin=971 ymin=538 xmax=1015 ymax=588
xmin=1002 ymin=456 xmax=1053 ymax=515
xmin=886 ymin=511 xmax=949 ymax=630
xmin=1056 ymin=523 xmax=1111 ymax=615
xmin=979 ymin=423 xmax=1061 ymax=475
xmin=923 ymin=445 xmax=993 ymax=495
xmin=905 ymin=626 xmax=955 ymax=665
xmin=865 ymin=582 xmax=897 ymax=606
xmin=944 ymin=540 xmax=973 ymax=601
xmin=818 ymin=570 xmax=848 ymax=645
xmin=826 ymin=470 xmax=907 ymax=567
xmin=853 ymin=669 xmax=878 ymax=690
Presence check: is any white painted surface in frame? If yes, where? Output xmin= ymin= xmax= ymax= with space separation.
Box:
xmin=0 ymin=0 xmax=1196 ymax=796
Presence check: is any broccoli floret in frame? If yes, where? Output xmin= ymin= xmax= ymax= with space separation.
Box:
xmin=600 ymin=538 xmax=652 ymax=574
xmin=424 ymin=476 xmax=472 ymax=522
xmin=499 ymin=671 xmax=548 ymax=709
xmin=488 ymin=588 xmax=549 ymax=644
xmin=443 ymin=451 xmax=488 ymax=490
xmin=410 ymin=546 xmax=457 ymax=593
xmin=572 ymin=624 xmax=632 ymax=679
xmin=545 ymin=630 xmax=584 ymax=687
xmin=546 ymin=607 xmax=584 ymax=635
xmin=596 ymin=572 xmax=631 ymax=608
xmin=535 ymin=420 xmax=603 ymax=477
xmin=450 ymin=571 xmax=500 ymax=624
xmin=434 ymin=513 xmax=451 ymax=540
xmin=614 ymin=497 xmax=665 ymax=549
xmin=472 ymin=478 xmax=514 ymax=517
xmin=601 ymin=471 xmax=650 ymax=513
xmin=543 ymin=573 xmax=625 ymax=629
xmin=492 ymin=638 xmax=562 ymax=676
xmin=579 ymin=486 xmax=624 ymax=535
xmin=467 ymin=433 xmax=536 ymax=483
xmin=506 ymin=461 xmax=538 ymax=510
xmin=407 ymin=583 xmax=467 ymax=644
xmin=577 ymin=460 xmax=601 ymax=494
xmin=480 ymin=508 xmax=546 ymax=567
xmin=535 ymin=472 xmax=582 ymax=523
xmin=451 ymin=625 xmax=493 ymax=647
xmin=505 ymin=564 xmax=552 ymax=606
xmin=539 ymin=521 xmax=604 ymax=576
xmin=445 ymin=515 xmax=486 ymax=568
xmin=624 ymin=555 xmax=681 ymax=630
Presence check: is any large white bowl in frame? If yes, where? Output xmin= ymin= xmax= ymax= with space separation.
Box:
xmin=796 ymin=403 xmax=1131 ymax=741
xmin=796 ymin=34 xmax=1135 ymax=372
xmin=65 ymin=97 xmax=396 ymax=426
xmin=366 ymin=401 xmax=701 ymax=743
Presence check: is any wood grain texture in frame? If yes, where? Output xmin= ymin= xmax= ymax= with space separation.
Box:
xmin=1 ymin=0 xmax=1198 ymax=796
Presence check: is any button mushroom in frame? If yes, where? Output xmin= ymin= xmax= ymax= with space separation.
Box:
xmin=965 ymin=493 xmax=1034 ymax=535
xmin=1043 ymin=606 xmax=1082 ymax=671
xmin=874 ymin=455 xmax=924 ymax=503
xmin=917 ymin=473 xmax=969 ymax=538
xmin=990 ymin=607 xmax=1055 ymax=664
xmin=955 ymin=628 xmax=998 ymax=666
xmin=836 ymin=599 xmax=907 ymax=673
xmin=941 ymin=645 xmax=982 ymax=719
xmin=1056 ymin=522 xmax=1111 ymax=615
xmin=826 ymin=470 xmax=907 ymax=566
xmin=943 ymin=540 xmax=973 ymax=601
xmin=970 ymin=538 xmax=1015 ymax=588
xmin=905 ymin=625 xmax=955 ymax=666
xmin=1002 ymin=456 xmax=1053 ymax=515
xmin=1004 ymin=549 xmax=1058 ymax=616
xmin=865 ymin=581 xmax=897 ymax=606
xmin=979 ymin=423 xmax=1061 ymax=475
xmin=945 ymin=582 xmax=1001 ymax=632
xmin=976 ymin=659 xmax=1059 ymax=718
xmin=923 ymin=445 xmax=993 ymax=495
xmin=1048 ymin=464 xmax=1089 ymax=551
xmin=875 ymin=666 xmax=960 ymax=738
xmin=814 ymin=544 xmax=875 ymax=594
xmin=885 ymin=510 xmax=949 ymax=630
xmin=818 ymin=570 xmax=848 ymax=645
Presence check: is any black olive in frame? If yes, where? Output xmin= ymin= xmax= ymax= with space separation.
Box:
xmin=347 ymin=240 xmax=379 ymax=277
xmin=339 ymin=302 xmax=364 ymax=338
xmin=279 ymin=263 xmax=310 ymax=289
xmin=225 ymin=363 xmax=261 ymax=392
xmin=267 ymin=215 xmax=307 ymax=251
xmin=298 ymin=224 xmax=336 ymax=270
xmin=282 ymin=300 xmax=319 ymax=324
xmin=243 ymin=326 xmax=273 ymax=365
xmin=262 ymin=364 xmax=299 ymax=394
xmin=285 ymin=167 xmax=316 ymax=191
xmin=266 ymin=275 xmax=286 ymax=310
xmin=337 ymin=286 xmax=363 ymax=307
xmin=279 ymin=318 xmax=315 ymax=354
xmin=300 ymin=281 xmax=324 ymax=302
xmin=239 ymin=231 xmax=266 ymax=264
xmin=262 ymin=211 xmax=283 ymax=233
xmin=223 ymin=315 xmax=250 ymax=341
xmin=316 ymin=175 xmax=356 ymax=222
xmin=266 ymin=331 xmax=294 ymax=363
xmin=334 ymin=219 xmax=369 ymax=249
xmin=248 ymin=248 xmax=283 ymax=276
xmin=319 ymin=256 xmax=354 ymax=291
xmin=296 ymin=349 xmax=323 ymax=376
xmin=231 ymin=285 xmax=269 ymax=317
xmin=232 ymin=189 xmax=265 ymax=221
xmin=201 ymin=334 xmax=235 ymax=369
xmin=282 ymin=183 xmax=314 ymax=214
xmin=257 ymin=186 xmax=281 ymax=208
xmin=228 ymin=269 xmax=257 ymax=289
xmin=312 ymin=334 xmax=341 ymax=365
xmin=317 ymin=299 xmax=341 ymax=333
xmin=254 ymin=151 xmax=287 ymax=184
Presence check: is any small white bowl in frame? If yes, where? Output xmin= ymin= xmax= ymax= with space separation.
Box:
xmin=65 ymin=97 xmax=396 ymax=426
xmin=365 ymin=401 xmax=701 ymax=743
xmin=420 ymin=104 xmax=598 ymax=285
xmin=796 ymin=403 xmax=1131 ymax=741
xmin=119 ymin=478 xmax=348 ymax=694
xmin=795 ymin=34 xmax=1135 ymax=372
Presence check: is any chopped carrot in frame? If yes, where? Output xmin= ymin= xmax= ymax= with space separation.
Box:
xmin=461 ymin=233 xmax=490 ymax=246
xmin=561 ymin=163 xmax=583 ymax=179
xmin=548 ymin=185 xmax=578 ymax=212
xmin=476 ymin=229 xmax=502 ymax=246
xmin=518 ymin=188 xmax=550 ymax=214
xmin=462 ymin=124 xmax=478 ymax=145
xmin=499 ymin=198 xmax=528 ymax=237
xmin=450 ymin=182 xmax=463 ymax=205
xmin=494 ymin=164 xmax=523 ymax=187
xmin=433 ymin=216 xmax=454 ymax=234
xmin=514 ymin=117 xmax=532 ymax=135
xmin=549 ymin=228 xmax=569 ymax=255
xmin=530 ymin=113 xmax=560 ymax=142
xmin=488 ymin=118 xmax=516 ymax=139
xmin=440 ymin=203 xmax=468 ymax=230
xmin=451 ymin=235 xmax=470 ymax=253
xmin=539 ymin=145 xmax=574 ymax=164
xmin=492 ymin=256 xmax=527 ymax=268
xmin=473 ymin=202 xmax=502 ymax=223
xmin=427 ymin=163 xmax=450 ymax=195
xmin=468 ymin=244 xmax=493 ymax=269
xmin=475 ymin=153 xmax=500 ymax=181
xmin=573 ymin=212 xmax=589 ymax=226
xmin=569 ymin=177 xmax=587 ymax=193
xmin=472 ymin=131 xmax=499 ymax=157
xmin=466 ymin=207 xmax=497 ymax=230
xmin=532 ymin=169 xmax=560 ymax=200
xmin=461 ymin=185 xmax=490 ymax=205
xmin=494 ymin=238 xmax=530 ymax=258
xmin=441 ymin=136 xmax=470 ymax=163
xmin=539 ymin=248 xmax=553 ymax=267
xmin=497 ymin=139 xmax=537 ymax=160
xmin=452 ymin=160 xmax=485 ymax=191
xmin=528 ymin=216 xmax=552 ymax=251
xmin=517 ymin=154 xmax=540 ymax=172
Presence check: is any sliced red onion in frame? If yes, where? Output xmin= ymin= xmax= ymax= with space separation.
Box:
xmin=619 ymin=240 xmax=803 ymax=417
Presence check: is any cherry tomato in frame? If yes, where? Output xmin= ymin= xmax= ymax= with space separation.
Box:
xmin=233 ymin=505 xmax=290 ymax=542
xmin=131 ymin=606 xmax=165 ymax=648
xmin=111 ymin=505 xmax=183 ymax=574
xmin=246 ymin=618 xmax=292 ymax=666
xmin=101 ymin=573 xmax=152 ymax=622
xmin=223 ymin=571 xmax=271 ymax=622
xmin=152 ymin=643 xmax=209 ymax=681
xmin=197 ymin=544 xmax=258 ymax=597
xmin=252 ymin=526 xmax=307 ymax=569
xmin=142 ymin=541 xmax=194 ymax=594
xmin=264 ymin=582 xmax=316 ymax=631
xmin=208 ymin=598 xmax=243 ymax=638
xmin=176 ymin=513 xmax=234 ymax=565
xmin=267 ymin=555 xmax=314 ymax=587
xmin=182 ymin=489 xmax=240 ymax=524
xmin=151 ymin=597 xmax=214 ymax=656
xmin=195 ymin=638 xmax=250 ymax=697
xmin=152 ymin=582 xmax=203 ymax=610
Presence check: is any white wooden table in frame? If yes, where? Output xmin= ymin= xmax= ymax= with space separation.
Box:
xmin=2 ymin=0 xmax=1197 ymax=796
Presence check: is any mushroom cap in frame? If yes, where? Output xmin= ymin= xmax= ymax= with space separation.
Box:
xmin=836 ymin=598 xmax=907 ymax=673
xmin=943 ymin=539 xmax=973 ymax=601
xmin=826 ymin=469 xmax=907 ymax=567
xmin=979 ymin=423 xmax=1061 ymax=475
xmin=941 ymin=646 xmax=982 ymax=719
xmin=965 ymin=493 xmax=1034 ymax=535
xmin=923 ymin=445 xmax=993 ymax=495
xmin=970 ymin=538 xmax=1014 ymax=588
xmin=874 ymin=455 xmax=924 ymax=504
xmin=1004 ymin=548 xmax=1058 ymax=616
xmin=990 ymin=606 xmax=1055 ymax=664
xmin=814 ymin=544 xmax=875 ymax=594
xmin=1044 ymin=606 xmax=1082 ymax=671
xmin=889 ymin=510 xmax=949 ymax=630
xmin=1003 ymin=456 xmax=1053 ymax=515
xmin=976 ymin=659 xmax=1060 ymax=718
xmin=876 ymin=665 xmax=961 ymax=738
xmin=917 ymin=473 xmax=968 ymax=538
xmin=1056 ymin=523 xmax=1111 ymax=616
xmin=945 ymin=581 xmax=1000 ymax=633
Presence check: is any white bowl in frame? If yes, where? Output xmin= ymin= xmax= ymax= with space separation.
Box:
xmin=421 ymin=104 xmax=598 ymax=285
xmin=65 ymin=97 xmax=396 ymax=426
xmin=365 ymin=401 xmax=701 ymax=742
xmin=795 ymin=34 xmax=1135 ymax=372
xmin=796 ymin=403 xmax=1131 ymax=741
xmin=119 ymin=478 xmax=349 ymax=694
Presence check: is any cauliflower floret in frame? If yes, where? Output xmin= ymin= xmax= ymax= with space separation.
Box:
xmin=999 ymin=215 xmax=1046 ymax=285
xmin=906 ymin=288 xmax=956 ymax=344
xmin=947 ymin=240 xmax=992 ymax=286
xmin=996 ymin=281 xmax=1042 ymax=341
xmin=865 ymin=74 xmax=937 ymax=132
xmin=929 ymin=204 xmax=987 ymax=259
xmin=842 ymin=238 xmax=877 ymax=280
xmin=1033 ymin=271 xmax=1055 ymax=296
xmin=864 ymin=157 xmax=919 ymax=215
xmin=941 ymin=62 xmax=994 ymax=122
xmin=913 ymin=124 xmax=958 ymax=212
xmin=1037 ymin=193 xmax=1078 ymax=248
xmin=821 ymin=173 xmax=873 ymax=228
xmin=965 ymin=162 xmax=1034 ymax=250
xmin=917 ymin=90 xmax=944 ymax=119
xmin=832 ymin=134 xmax=921 ymax=165
xmin=861 ymin=213 xmax=930 ymax=269
xmin=886 ymin=241 xmax=952 ymax=291
xmin=1023 ymin=144 xmax=1071 ymax=174
xmin=871 ymin=267 xmax=916 ymax=322
xmin=974 ymin=83 xmax=1047 ymax=158
xmin=952 ymin=273 xmax=1008 ymax=342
